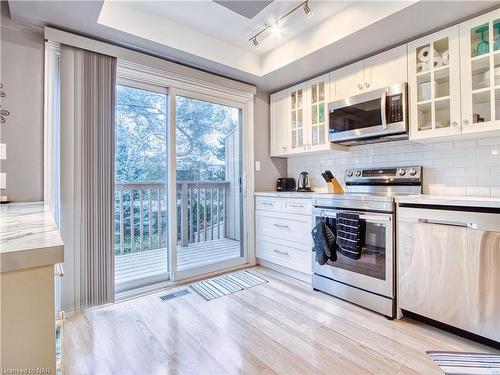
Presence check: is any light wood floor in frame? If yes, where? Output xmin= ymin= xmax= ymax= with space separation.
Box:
xmin=62 ymin=267 xmax=497 ymax=375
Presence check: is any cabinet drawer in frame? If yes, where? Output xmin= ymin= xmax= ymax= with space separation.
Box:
xmin=282 ymin=198 xmax=312 ymax=215
xmin=255 ymin=196 xmax=282 ymax=212
xmin=255 ymin=210 xmax=311 ymax=244
xmin=256 ymin=235 xmax=311 ymax=274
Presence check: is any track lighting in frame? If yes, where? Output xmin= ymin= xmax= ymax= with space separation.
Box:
xmin=303 ymin=2 xmax=313 ymax=18
xmin=248 ymin=1 xmax=313 ymax=48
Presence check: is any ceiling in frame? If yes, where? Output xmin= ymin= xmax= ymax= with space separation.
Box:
xmin=7 ymin=1 xmax=500 ymax=93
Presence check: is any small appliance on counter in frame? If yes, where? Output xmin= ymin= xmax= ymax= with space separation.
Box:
xmin=276 ymin=177 xmax=296 ymax=192
xmin=297 ymin=171 xmax=313 ymax=192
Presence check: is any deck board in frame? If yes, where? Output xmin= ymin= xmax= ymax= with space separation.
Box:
xmin=115 ymin=238 xmax=241 ymax=287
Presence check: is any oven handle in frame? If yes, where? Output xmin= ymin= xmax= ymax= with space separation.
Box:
xmin=317 ymin=209 xmax=392 ymax=223
xmin=381 ymin=89 xmax=388 ymax=130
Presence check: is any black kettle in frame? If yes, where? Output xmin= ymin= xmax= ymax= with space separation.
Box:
xmin=297 ymin=171 xmax=313 ymax=192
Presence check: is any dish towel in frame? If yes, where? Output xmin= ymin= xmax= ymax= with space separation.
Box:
xmin=336 ymin=212 xmax=361 ymax=260
xmin=311 ymin=221 xmax=336 ymax=265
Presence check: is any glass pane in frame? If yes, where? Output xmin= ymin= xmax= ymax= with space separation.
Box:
xmin=115 ymin=85 xmax=169 ymax=292
xmin=319 ymin=124 xmax=325 ymax=144
xmin=312 ymin=104 xmax=318 ymax=125
xmin=291 ymin=91 xmax=296 ymax=110
xmin=292 ymin=130 xmax=297 ymax=148
xmin=319 ymin=82 xmax=325 ymax=101
xmin=435 ymin=67 xmax=450 ymax=98
xmin=291 ymin=111 xmax=296 ymax=129
xmin=297 ymin=89 xmax=303 ymax=108
xmin=495 ymin=19 xmax=500 ymax=52
xmin=417 ymin=73 xmax=432 ymax=102
xmin=175 ymin=96 xmax=243 ymax=272
xmin=298 ymin=128 xmax=303 ymax=147
xmin=435 ymin=99 xmax=450 ymax=129
xmin=298 ymin=109 xmax=303 ymax=128
xmin=312 ymin=84 xmax=318 ymax=103
xmin=495 ymin=53 xmax=500 ymax=86
xmin=312 ymin=126 xmax=318 ymax=145
xmin=473 ymin=90 xmax=491 ymax=123
xmin=472 ymin=56 xmax=490 ymax=90
xmin=496 ymin=89 xmax=500 ymax=120
xmin=319 ymin=103 xmax=325 ymax=123
xmin=471 ymin=23 xmax=490 ymax=57
xmin=432 ymin=37 xmax=449 ymax=68
xmin=416 ymin=43 xmax=431 ymax=73
xmin=417 ymin=102 xmax=432 ymax=131
xmin=330 ymin=98 xmax=382 ymax=133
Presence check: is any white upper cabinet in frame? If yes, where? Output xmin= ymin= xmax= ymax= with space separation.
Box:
xmin=364 ymin=45 xmax=408 ymax=91
xmin=305 ymin=74 xmax=330 ymax=152
xmin=408 ymin=26 xmax=461 ymax=140
xmin=270 ymin=89 xmax=290 ymax=157
xmin=330 ymin=46 xmax=408 ymax=102
xmin=460 ymin=8 xmax=500 ymax=134
xmin=288 ymin=83 xmax=307 ymax=154
xmin=329 ymin=61 xmax=364 ymax=101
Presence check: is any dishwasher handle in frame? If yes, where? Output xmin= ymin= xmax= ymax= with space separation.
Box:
xmin=418 ymin=218 xmax=477 ymax=229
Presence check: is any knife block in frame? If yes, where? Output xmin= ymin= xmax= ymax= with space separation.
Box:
xmin=327 ymin=177 xmax=345 ymax=194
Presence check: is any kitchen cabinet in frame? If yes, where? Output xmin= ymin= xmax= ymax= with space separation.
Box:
xmin=329 ymin=45 xmax=407 ymax=101
xmin=305 ymin=74 xmax=330 ymax=152
xmin=255 ymin=194 xmax=312 ymax=280
xmin=460 ymin=8 xmax=500 ymax=134
xmin=408 ymin=26 xmax=461 ymax=139
xmin=270 ymin=89 xmax=289 ymax=156
xmin=288 ymin=83 xmax=307 ymax=154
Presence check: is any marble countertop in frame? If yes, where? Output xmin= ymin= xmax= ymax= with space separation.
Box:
xmin=254 ymin=191 xmax=315 ymax=198
xmin=1 ymin=202 xmax=64 ymax=273
xmin=396 ymin=194 xmax=500 ymax=209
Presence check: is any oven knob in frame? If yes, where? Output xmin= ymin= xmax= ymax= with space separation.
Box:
xmin=398 ymin=168 xmax=406 ymax=176
xmin=347 ymin=170 xmax=353 ymax=177
xmin=409 ymin=168 xmax=417 ymax=176
xmin=355 ymin=170 xmax=361 ymax=177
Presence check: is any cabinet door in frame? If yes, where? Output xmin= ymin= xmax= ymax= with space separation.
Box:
xmin=330 ymin=61 xmax=364 ymax=101
xmin=288 ymin=85 xmax=306 ymax=153
xmin=270 ymin=90 xmax=290 ymax=157
xmin=306 ymin=74 xmax=329 ymax=151
xmin=364 ymin=45 xmax=408 ymax=91
xmin=408 ymin=26 xmax=461 ymax=140
xmin=460 ymin=9 xmax=500 ymax=134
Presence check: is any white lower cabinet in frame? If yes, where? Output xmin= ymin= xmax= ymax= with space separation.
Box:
xmin=255 ymin=195 xmax=312 ymax=280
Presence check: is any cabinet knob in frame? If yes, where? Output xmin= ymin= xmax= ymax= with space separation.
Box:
xmin=463 ymin=119 xmax=470 ymax=126
xmin=452 ymin=121 xmax=458 ymax=127
xmin=358 ymin=84 xmax=363 ymax=90
xmin=365 ymin=82 xmax=370 ymax=88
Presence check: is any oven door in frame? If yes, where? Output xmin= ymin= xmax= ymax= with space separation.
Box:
xmin=312 ymin=207 xmax=394 ymax=298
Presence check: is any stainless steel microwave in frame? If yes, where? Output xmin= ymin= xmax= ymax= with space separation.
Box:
xmin=328 ymin=83 xmax=408 ymax=146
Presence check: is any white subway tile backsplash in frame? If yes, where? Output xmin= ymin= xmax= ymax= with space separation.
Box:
xmin=288 ymin=135 xmax=500 ymax=197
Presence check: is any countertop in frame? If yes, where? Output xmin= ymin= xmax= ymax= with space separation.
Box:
xmin=396 ymin=194 xmax=500 ymax=209
xmin=254 ymin=191 xmax=315 ymax=198
xmin=0 ymin=202 xmax=64 ymax=273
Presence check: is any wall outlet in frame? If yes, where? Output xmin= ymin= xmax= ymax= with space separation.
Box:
xmin=255 ymin=161 xmax=261 ymax=171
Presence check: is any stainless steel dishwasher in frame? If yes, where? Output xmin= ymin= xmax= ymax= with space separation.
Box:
xmin=397 ymin=205 xmax=500 ymax=343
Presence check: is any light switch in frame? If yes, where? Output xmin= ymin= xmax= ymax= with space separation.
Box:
xmin=0 ymin=144 xmax=5 ymax=160
xmin=255 ymin=161 xmax=261 ymax=171
xmin=0 ymin=173 xmax=6 ymax=190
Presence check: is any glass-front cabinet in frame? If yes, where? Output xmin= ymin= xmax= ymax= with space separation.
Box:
xmin=460 ymin=9 xmax=500 ymax=134
xmin=307 ymin=74 xmax=330 ymax=151
xmin=288 ymin=85 xmax=305 ymax=153
xmin=408 ymin=26 xmax=461 ymax=139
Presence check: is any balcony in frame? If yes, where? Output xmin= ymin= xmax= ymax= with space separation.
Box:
xmin=114 ymin=180 xmax=241 ymax=292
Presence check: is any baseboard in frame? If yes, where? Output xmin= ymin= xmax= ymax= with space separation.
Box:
xmin=257 ymin=258 xmax=312 ymax=283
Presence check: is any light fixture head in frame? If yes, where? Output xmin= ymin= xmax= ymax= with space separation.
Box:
xmin=252 ymin=37 xmax=260 ymax=48
xmin=303 ymin=2 xmax=313 ymax=18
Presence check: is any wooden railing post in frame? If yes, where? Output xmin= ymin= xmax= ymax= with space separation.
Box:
xmin=180 ymin=182 xmax=189 ymax=247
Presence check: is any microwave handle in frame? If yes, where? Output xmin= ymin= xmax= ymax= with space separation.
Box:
xmin=381 ymin=89 xmax=388 ymax=129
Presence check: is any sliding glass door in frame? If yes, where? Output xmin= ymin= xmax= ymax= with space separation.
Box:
xmin=114 ymin=83 xmax=169 ymax=293
xmin=174 ymin=94 xmax=245 ymax=279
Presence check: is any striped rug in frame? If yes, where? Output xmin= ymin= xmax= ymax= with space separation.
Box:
xmin=427 ymin=351 xmax=500 ymax=374
xmin=189 ymin=271 xmax=268 ymax=301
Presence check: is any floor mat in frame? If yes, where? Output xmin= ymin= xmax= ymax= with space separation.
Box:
xmin=190 ymin=270 xmax=268 ymax=301
xmin=427 ymin=351 xmax=500 ymax=374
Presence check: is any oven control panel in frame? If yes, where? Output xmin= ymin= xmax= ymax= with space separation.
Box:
xmin=345 ymin=166 xmax=422 ymax=183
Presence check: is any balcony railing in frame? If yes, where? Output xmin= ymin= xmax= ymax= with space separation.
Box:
xmin=114 ymin=180 xmax=232 ymax=256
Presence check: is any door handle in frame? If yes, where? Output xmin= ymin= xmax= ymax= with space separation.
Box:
xmin=261 ymin=202 xmax=274 ymax=206
xmin=273 ymin=249 xmax=289 ymax=256
xmin=288 ymin=204 xmax=304 ymax=208
xmin=418 ymin=218 xmax=476 ymax=229
xmin=380 ymin=89 xmax=388 ymax=130
xmin=273 ymin=223 xmax=289 ymax=229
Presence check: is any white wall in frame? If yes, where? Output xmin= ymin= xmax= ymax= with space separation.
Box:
xmin=0 ymin=3 xmax=44 ymax=202
xmin=288 ymin=136 xmax=500 ymax=197
xmin=254 ymin=91 xmax=287 ymax=191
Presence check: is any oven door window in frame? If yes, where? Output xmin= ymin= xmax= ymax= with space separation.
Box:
xmin=330 ymin=98 xmax=382 ymax=133
xmin=321 ymin=217 xmax=386 ymax=281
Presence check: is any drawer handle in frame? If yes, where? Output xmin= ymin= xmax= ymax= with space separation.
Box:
xmin=273 ymin=223 xmax=289 ymax=229
xmin=418 ymin=218 xmax=476 ymax=229
xmin=273 ymin=249 xmax=289 ymax=256
xmin=288 ymin=204 xmax=304 ymax=208
xmin=261 ymin=202 xmax=274 ymax=206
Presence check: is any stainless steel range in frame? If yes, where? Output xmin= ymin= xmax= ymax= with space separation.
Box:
xmin=312 ymin=166 xmax=422 ymax=318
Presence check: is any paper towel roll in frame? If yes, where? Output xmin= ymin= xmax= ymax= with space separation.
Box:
xmin=418 ymin=46 xmax=432 ymax=62
xmin=442 ymin=50 xmax=449 ymax=65
xmin=433 ymin=56 xmax=443 ymax=68
xmin=416 ymin=61 xmax=429 ymax=73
